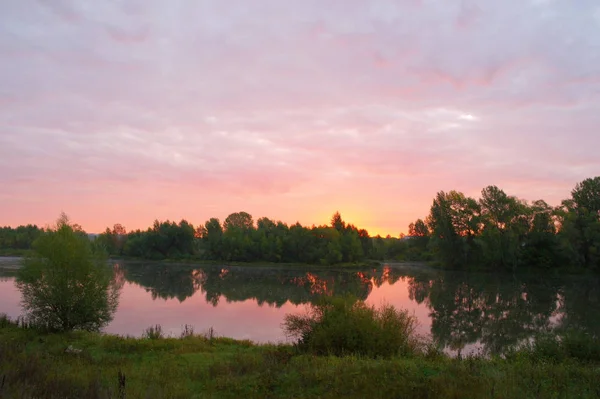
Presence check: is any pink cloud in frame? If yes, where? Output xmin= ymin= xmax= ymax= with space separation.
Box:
xmin=0 ymin=0 xmax=599 ymax=235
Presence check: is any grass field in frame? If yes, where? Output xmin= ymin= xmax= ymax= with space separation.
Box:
xmin=1 ymin=316 xmax=599 ymax=399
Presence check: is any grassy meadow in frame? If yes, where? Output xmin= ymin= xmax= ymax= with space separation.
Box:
xmin=1 ymin=316 xmax=599 ymax=399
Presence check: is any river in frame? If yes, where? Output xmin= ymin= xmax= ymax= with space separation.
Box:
xmin=1 ymin=258 xmax=598 ymax=356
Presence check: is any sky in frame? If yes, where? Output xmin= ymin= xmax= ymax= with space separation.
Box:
xmin=1 ymin=0 xmax=599 ymax=236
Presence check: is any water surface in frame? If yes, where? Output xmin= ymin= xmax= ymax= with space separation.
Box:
xmin=1 ymin=258 xmax=598 ymax=356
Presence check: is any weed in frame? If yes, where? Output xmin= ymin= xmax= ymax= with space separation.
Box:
xmin=203 ymin=326 xmax=216 ymax=341
xmin=180 ymin=324 xmax=195 ymax=338
xmin=142 ymin=324 xmax=164 ymax=340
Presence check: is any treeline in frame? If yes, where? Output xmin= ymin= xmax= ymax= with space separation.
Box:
xmin=0 ymin=225 xmax=44 ymax=253
xmin=2 ymin=176 xmax=598 ymax=270
xmin=0 ymin=222 xmax=89 ymax=255
xmin=95 ymin=212 xmax=416 ymax=264
xmin=0 ymin=214 xmax=425 ymax=265
xmin=415 ymin=176 xmax=600 ymax=271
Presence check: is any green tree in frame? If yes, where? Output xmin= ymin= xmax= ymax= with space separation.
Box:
xmin=478 ymin=186 xmax=525 ymax=270
xmin=571 ymin=177 xmax=600 ymax=216
xmin=331 ymin=211 xmax=346 ymax=232
xmin=340 ymin=228 xmax=364 ymax=262
xmin=408 ymin=219 xmax=429 ymax=237
xmin=427 ymin=191 xmax=480 ymax=268
xmin=0 ymin=225 xmax=43 ymax=251
xmin=203 ymin=218 xmax=224 ymax=259
xmin=224 ymin=211 xmax=254 ymax=232
xmin=16 ymin=214 xmax=120 ymax=331
xmin=558 ymin=177 xmax=600 ymax=270
xmin=521 ymin=200 xmax=562 ymax=268
xmin=256 ymin=217 xmax=284 ymax=261
xmin=407 ymin=219 xmax=430 ymax=260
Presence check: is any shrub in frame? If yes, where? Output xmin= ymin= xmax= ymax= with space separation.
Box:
xmin=16 ymin=213 xmax=120 ymax=332
xmin=561 ymin=331 xmax=600 ymax=362
xmin=513 ymin=331 xmax=600 ymax=364
xmin=283 ymin=295 xmax=421 ymax=358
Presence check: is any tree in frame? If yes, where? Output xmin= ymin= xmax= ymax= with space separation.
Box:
xmin=16 ymin=213 xmax=120 ymax=331
xmin=331 ymin=211 xmax=346 ymax=232
xmin=427 ymin=191 xmax=480 ymax=268
xmin=223 ymin=212 xmax=254 ymax=232
xmin=340 ymin=229 xmax=364 ymax=262
xmin=407 ymin=219 xmax=430 ymax=260
xmin=408 ymin=219 xmax=429 ymax=237
xmin=558 ymin=177 xmax=600 ymax=269
xmin=203 ymin=218 xmax=224 ymax=259
xmin=571 ymin=177 xmax=600 ymax=216
xmin=478 ymin=186 xmax=525 ymax=270
xmin=0 ymin=225 xmax=43 ymax=250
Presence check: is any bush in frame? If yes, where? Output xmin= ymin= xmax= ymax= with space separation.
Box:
xmin=16 ymin=213 xmax=120 ymax=332
xmin=512 ymin=331 xmax=600 ymax=364
xmin=283 ymin=295 xmax=421 ymax=358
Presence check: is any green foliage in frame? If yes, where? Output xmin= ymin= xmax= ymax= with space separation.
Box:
xmin=94 ymin=223 xmax=127 ymax=256
xmin=7 ymin=176 xmax=598 ymax=270
xmin=426 ymin=190 xmax=480 ymax=268
xmin=572 ymin=177 xmax=600 ymax=215
xmin=558 ymin=180 xmax=600 ymax=270
xmin=91 ymin=212 xmax=385 ymax=265
xmin=423 ymin=176 xmax=600 ymax=271
xmin=224 ymin=211 xmax=254 ymax=232
xmin=16 ymin=213 xmax=120 ymax=332
xmin=0 ymin=224 xmax=43 ymax=250
xmin=1 ymin=323 xmax=599 ymax=399
xmin=508 ymin=331 xmax=600 ymax=364
xmin=283 ymin=296 xmax=421 ymax=358
xmin=2 ymin=213 xmax=430 ymax=266
xmin=331 ymin=211 xmax=345 ymax=232
xmin=0 ymin=313 xmax=15 ymax=328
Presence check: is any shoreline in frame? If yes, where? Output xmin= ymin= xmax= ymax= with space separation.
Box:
xmin=1 ymin=321 xmax=598 ymax=398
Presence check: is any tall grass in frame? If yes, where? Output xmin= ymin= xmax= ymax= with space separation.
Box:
xmin=283 ymin=296 xmax=422 ymax=358
xmin=142 ymin=324 xmax=164 ymax=340
xmin=0 ymin=313 xmax=13 ymax=328
xmin=179 ymin=324 xmax=195 ymax=338
xmin=508 ymin=331 xmax=600 ymax=363
xmin=0 ymin=314 xmax=34 ymax=330
xmin=1 ymin=310 xmax=599 ymax=398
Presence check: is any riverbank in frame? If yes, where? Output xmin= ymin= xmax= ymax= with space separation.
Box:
xmin=0 ymin=254 xmax=386 ymax=269
xmin=1 ymin=320 xmax=598 ymax=398
xmin=111 ymin=255 xmax=385 ymax=269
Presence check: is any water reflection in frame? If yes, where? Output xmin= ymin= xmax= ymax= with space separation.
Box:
xmin=117 ymin=262 xmax=600 ymax=354
xmin=118 ymin=262 xmax=397 ymax=307
xmin=1 ymin=260 xmax=599 ymax=355
xmin=408 ymin=272 xmax=556 ymax=355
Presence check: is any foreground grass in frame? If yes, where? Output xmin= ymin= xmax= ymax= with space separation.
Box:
xmin=1 ymin=324 xmax=599 ymax=398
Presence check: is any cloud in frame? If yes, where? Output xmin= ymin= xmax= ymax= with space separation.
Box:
xmin=0 ymin=0 xmax=599 ymax=233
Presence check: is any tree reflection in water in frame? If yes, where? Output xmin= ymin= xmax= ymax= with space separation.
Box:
xmin=407 ymin=268 xmax=600 ymax=355
xmin=115 ymin=262 xmax=600 ymax=355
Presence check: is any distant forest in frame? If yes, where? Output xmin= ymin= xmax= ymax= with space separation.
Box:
xmin=1 ymin=176 xmax=598 ymax=271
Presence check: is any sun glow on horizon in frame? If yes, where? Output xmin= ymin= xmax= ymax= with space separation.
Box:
xmin=1 ymin=1 xmax=598 ymax=240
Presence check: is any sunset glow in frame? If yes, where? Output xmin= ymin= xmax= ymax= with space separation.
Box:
xmin=1 ymin=1 xmax=599 ymax=235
